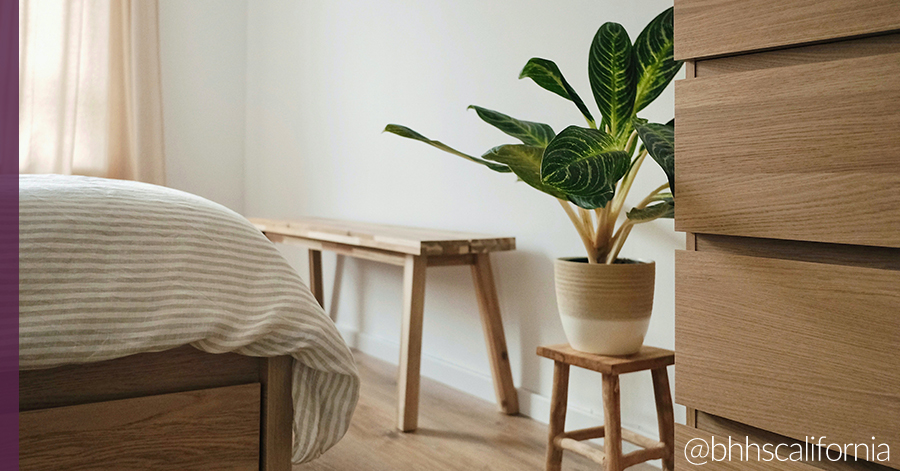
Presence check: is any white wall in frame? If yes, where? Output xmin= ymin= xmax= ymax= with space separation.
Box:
xmin=243 ymin=0 xmax=685 ymax=446
xmin=159 ymin=0 xmax=248 ymax=212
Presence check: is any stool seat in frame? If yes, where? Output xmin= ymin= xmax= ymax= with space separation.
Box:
xmin=537 ymin=344 xmax=674 ymax=375
xmin=538 ymin=344 xmax=675 ymax=471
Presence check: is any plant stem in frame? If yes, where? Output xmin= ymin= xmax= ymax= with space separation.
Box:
xmin=579 ymin=207 xmax=595 ymax=243
xmin=605 ymin=222 xmax=634 ymax=264
xmin=608 ymin=149 xmax=648 ymax=227
xmin=636 ymin=183 xmax=670 ymax=209
xmin=624 ymin=130 xmax=639 ymax=156
xmin=604 ymin=182 xmax=671 ymax=264
xmin=558 ymin=199 xmax=598 ymax=263
xmin=593 ymin=202 xmax=611 ymax=256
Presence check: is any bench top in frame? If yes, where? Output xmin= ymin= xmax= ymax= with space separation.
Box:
xmin=248 ymin=217 xmax=515 ymax=257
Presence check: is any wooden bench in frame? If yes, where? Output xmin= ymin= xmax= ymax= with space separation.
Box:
xmin=249 ymin=217 xmax=519 ymax=432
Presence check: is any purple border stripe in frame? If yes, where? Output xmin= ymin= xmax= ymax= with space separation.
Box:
xmin=0 ymin=0 xmax=18 ymax=469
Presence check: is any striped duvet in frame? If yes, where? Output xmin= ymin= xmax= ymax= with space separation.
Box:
xmin=19 ymin=174 xmax=359 ymax=463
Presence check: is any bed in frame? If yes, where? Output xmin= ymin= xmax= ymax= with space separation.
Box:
xmin=18 ymin=175 xmax=360 ymax=470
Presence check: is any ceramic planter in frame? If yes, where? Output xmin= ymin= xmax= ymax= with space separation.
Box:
xmin=554 ymin=257 xmax=655 ymax=355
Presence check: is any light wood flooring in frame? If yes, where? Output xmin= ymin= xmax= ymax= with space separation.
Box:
xmin=296 ymin=351 xmax=657 ymax=471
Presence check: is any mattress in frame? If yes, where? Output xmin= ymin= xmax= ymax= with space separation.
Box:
xmin=18 ymin=174 xmax=359 ymax=463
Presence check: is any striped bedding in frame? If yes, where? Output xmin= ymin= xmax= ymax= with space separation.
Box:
xmin=19 ymin=174 xmax=359 ymax=463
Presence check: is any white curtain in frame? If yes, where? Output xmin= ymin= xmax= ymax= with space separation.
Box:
xmin=19 ymin=0 xmax=165 ymax=185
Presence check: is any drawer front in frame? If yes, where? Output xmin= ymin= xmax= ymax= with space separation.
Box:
xmin=675 ymin=251 xmax=900 ymax=463
xmin=20 ymin=383 xmax=261 ymax=471
xmin=675 ymin=52 xmax=900 ymax=248
xmin=674 ymin=0 xmax=900 ymax=60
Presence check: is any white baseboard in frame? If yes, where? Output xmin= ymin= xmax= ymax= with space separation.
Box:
xmin=337 ymin=324 xmax=663 ymax=465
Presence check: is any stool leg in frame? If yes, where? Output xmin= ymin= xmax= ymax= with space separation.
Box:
xmin=602 ymin=374 xmax=622 ymax=471
xmin=308 ymin=249 xmax=326 ymax=310
xmin=398 ymin=254 xmax=426 ymax=432
xmin=470 ymin=253 xmax=519 ymax=415
xmin=651 ymin=367 xmax=675 ymax=471
xmin=546 ymin=361 xmax=569 ymax=471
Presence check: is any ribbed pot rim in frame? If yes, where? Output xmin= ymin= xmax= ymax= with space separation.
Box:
xmin=556 ymin=257 xmax=654 ymax=265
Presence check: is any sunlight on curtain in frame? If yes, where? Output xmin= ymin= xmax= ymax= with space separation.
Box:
xmin=19 ymin=0 xmax=165 ymax=184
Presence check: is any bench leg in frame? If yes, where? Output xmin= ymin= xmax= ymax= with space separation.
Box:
xmin=308 ymin=249 xmax=326 ymax=313
xmin=398 ymin=254 xmax=426 ymax=432
xmin=470 ymin=253 xmax=519 ymax=415
xmin=652 ymin=367 xmax=675 ymax=471
xmin=546 ymin=361 xmax=569 ymax=471
xmin=603 ymin=374 xmax=622 ymax=471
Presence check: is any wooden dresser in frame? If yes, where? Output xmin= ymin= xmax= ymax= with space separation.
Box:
xmin=673 ymin=1 xmax=900 ymax=469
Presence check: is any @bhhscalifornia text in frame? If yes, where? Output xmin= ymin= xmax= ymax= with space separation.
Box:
xmin=684 ymin=436 xmax=890 ymax=466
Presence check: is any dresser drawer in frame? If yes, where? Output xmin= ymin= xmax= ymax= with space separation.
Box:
xmin=675 ymin=251 xmax=900 ymax=461
xmin=674 ymin=0 xmax=900 ymax=60
xmin=675 ymin=52 xmax=900 ymax=248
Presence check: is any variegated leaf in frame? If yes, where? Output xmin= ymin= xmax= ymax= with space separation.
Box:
xmin=519 ymin=58 xmax=596 ymax=127
xmin=468 ymin=106 xmax=555 ymax=147
xmin=482 ymin=144 xmax=565 ymax=198
xmin=634 ymin=122 xmax=675 ymax=192
xmin=383 ymin=124 xmax=511 ymax=173
xmin=633 ymin=7 xmax=682 ymax=113
xmin=589 ymin=22 xmax=635 ymax=141
xmin=627 ymin=200 xmax=674 ymax=221
xmin=541 ymin=126 xmax=631 ymax=209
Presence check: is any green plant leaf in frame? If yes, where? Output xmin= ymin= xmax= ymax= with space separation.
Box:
xmin=467 ymin=106 xmax=555 ymax=147
xmin=589 ymin=22 xmax=635 ymax=141
xmin=383 ymin=124 xmax=511 ymax=173
xmin=633 ymin=7 xmax=683 ymax=113
xmin=481 ymin=144 xmax=566 ymax=198
xmin=541 ymin=126 xmax=631 ymax=209
xmin=519 ymin=58 xmax=596 ymax=127
xmin=634 ymin=122 xmax=674 ymax=193
xmin=627 ymin=200 xmax=674 ymax=221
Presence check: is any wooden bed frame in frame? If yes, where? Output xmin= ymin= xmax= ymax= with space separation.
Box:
xmin=19 ymin=346 xmax=293 ymax=471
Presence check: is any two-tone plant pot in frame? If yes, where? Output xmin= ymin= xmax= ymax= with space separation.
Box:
xmin=554 ymin=257 xmax=655 ymax=355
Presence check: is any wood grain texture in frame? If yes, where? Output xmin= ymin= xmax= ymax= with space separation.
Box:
xmin=470 ymin=253 xmax=519 ymax=415
xmin=398 ymin=254 xmax=427 ymax=432
xmin=694 ymin=233 xmax=900 ymax=271
xmin=547 ymin=361 xmax=570 ymax=471
xmin=694 ymin=33 xmax=900 ymax=76
xmin=536 ymin=344 xmax=674 ymax=375
xmin=557 ymin=438 xmax=607 ymax=467
xmin=652 ymin=368 xmax=675 ymax=471
xmin=602 ymin=374 xmax=623 ymax=471
xmin=675 ymin=52 xmax=900 ymax=248
xmin=260 ymin=356 xmax=292 ymax=471
xmin=265 ymin=232 xmax=408 ymax=266
xmin=674 ymin=0 xmax=900 ymax=60
xmin=298 ymin=351 xmax=657 ymax=471
xmin=308 ymin=249 xmax=325 ymax=309
xmin=19 ymin=345 xmax=260 ymax=411
xmin=20 ymin=383 xmax=260 ymax=471
xmin=250 ymin=217 xmax=514 ymax=256
xmin=675 ymin=251 xmax=900 ymax=465
xmin=693 ymin=412 xmax=897 ymax=471
xmin=426 ymin=253 xmax=476 ymax=267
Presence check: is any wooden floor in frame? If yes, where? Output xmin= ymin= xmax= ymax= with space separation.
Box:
xmin=296 ymin=351 xmax=657 ymax=471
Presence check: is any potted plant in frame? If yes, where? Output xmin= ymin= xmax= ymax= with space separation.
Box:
xmin=384 ymin=8 xmax=681 ymax=355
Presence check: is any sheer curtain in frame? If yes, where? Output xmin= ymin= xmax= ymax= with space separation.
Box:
xmin=19 ymin=0 xmax=165 ymax=185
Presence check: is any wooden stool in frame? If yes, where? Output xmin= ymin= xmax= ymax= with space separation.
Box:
xmin=537 ymin=344 xmax=675 ymax=471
